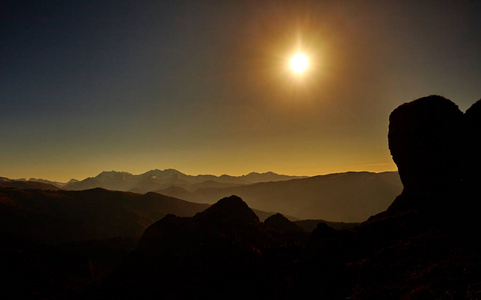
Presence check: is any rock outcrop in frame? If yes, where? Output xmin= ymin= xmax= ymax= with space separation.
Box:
xmin=264 ymin=213 xmax=303 ymax=233
xmin=292 ymin=95 xmax=481 ymax=299
xmin=387 ymin=95 xmax=465 ymax=213
xmin=465 ymin=99 xmax=481 ymax=187
xmin=92 ymin=196 xmax=305 ymax=299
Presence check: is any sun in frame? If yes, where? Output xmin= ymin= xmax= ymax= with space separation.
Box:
xmin=290 ymin=53 xmax=309 ymax=74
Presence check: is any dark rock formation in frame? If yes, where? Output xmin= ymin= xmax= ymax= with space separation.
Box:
xmin=136 ymin=195 xmax=262 ymax=255
xmin=263 ymin=213 xmax=307 ymax=246
xmin=90 ymin=196 xmax=305 ymax=299
xmin=289 ymin=95 xmax=481 ymax=299
xmin=264 ymin=213 xmax=303 ymax=234
xmin=387 ymin=95 xmax=465 ymax=213
xmin=465 ymin=99 xmax=481 ymax=186
xmin=194 ymin=194 xmax=260 ymax=227
xmin=465 ymin=99 xmax=481 ymax=127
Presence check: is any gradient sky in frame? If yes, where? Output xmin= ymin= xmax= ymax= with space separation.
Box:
xmin=2 ymin=0 xmax=481 ymax=182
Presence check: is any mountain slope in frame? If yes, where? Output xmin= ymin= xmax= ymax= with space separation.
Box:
xmin=0 ymin=177 xmax=61 ymax=190
xmin=28 ymin=178 xmax=68 ymax=188
xmin=185 ymin=171 xmax=402 ymax=222
xmin=0 ymin=187 xmax=209 ymax=244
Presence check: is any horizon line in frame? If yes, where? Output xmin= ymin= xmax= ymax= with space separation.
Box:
xmin=3 ymin=167 xmax=398 ymax=183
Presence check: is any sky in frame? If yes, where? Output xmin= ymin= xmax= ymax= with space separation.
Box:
xmin=2 ymin=0 xmax=481 ymax=182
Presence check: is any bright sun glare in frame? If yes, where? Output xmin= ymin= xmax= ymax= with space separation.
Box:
xmin=290 ymin=53 xmax=309 ymax=74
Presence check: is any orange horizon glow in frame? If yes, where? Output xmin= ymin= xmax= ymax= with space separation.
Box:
xmin=3 ymin=161 xmax=398 ymax=183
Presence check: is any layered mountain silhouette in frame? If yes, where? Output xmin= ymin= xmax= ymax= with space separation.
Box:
xmin=58 ymin=169 xmax=305 ymax=192
xmin=88 ymin=95 xmax=481 ymax=299
xmin=3 ymin=95 xmax=481 ymax=299
xmin=0 ymin=177 xmax=61 ymax=190
xmin=28 ymin=178 xmax=77 ymax=188
xmin=170 ymin=171 xmax=402 ymax=222
xmin=13 ymin=169 xmax=403 ymax=222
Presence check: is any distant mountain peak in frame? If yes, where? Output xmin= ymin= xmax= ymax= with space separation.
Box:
xmin=98 ymin=170 xmax=132 ymax=176
xmin=60 ymin=169 xmax=308 ymax=194
xmin=95 ymin=171 xmax=133 ymax=181
xmin=145 ymin=168 xmax=185 ymax=177
xmin=245 ymin=171 xmax=278 ymax=176
xmin=163 ymin=168 xmax=182 ymax=173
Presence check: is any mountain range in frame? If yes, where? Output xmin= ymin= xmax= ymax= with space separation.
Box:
xmin=26 ymin=169 xmax=306 ymax=192
xmin=158 ymin=171 xmax=402 ymax=222
xmin=4 ymin=170 xmax=402 ymax=222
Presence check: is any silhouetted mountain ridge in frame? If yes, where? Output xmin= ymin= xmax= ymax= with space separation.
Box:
xmin=182 ymin=171 xmax=402 ymax=221
xmin=60 ymin=169 xmax=306 ymax=193
xmin=2 ymin=171 xmax=401 ymax=222
xmin=0 ymin=177 xmax=61 ymax=190
xmin=92 ymin=196 xmax=307 ymax=299
xmin=194 ymin=195 xmax=260 ymax=226
xmin=0 ymin=187 xmax=209 ymax=244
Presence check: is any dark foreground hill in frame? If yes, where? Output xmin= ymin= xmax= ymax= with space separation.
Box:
xmin=0 ymin=187 xmax=318 ymax=299
xmin=0 ymin=187 xmax=210 ymax=298
xmin=0 ymin=187 xmax=209 ymax=244
xmin=87 ymin=195 xmax=308 ymax=299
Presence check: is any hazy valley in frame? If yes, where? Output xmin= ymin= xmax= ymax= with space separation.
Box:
xmin=8 ymin=169 xmax=402 ymax=222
